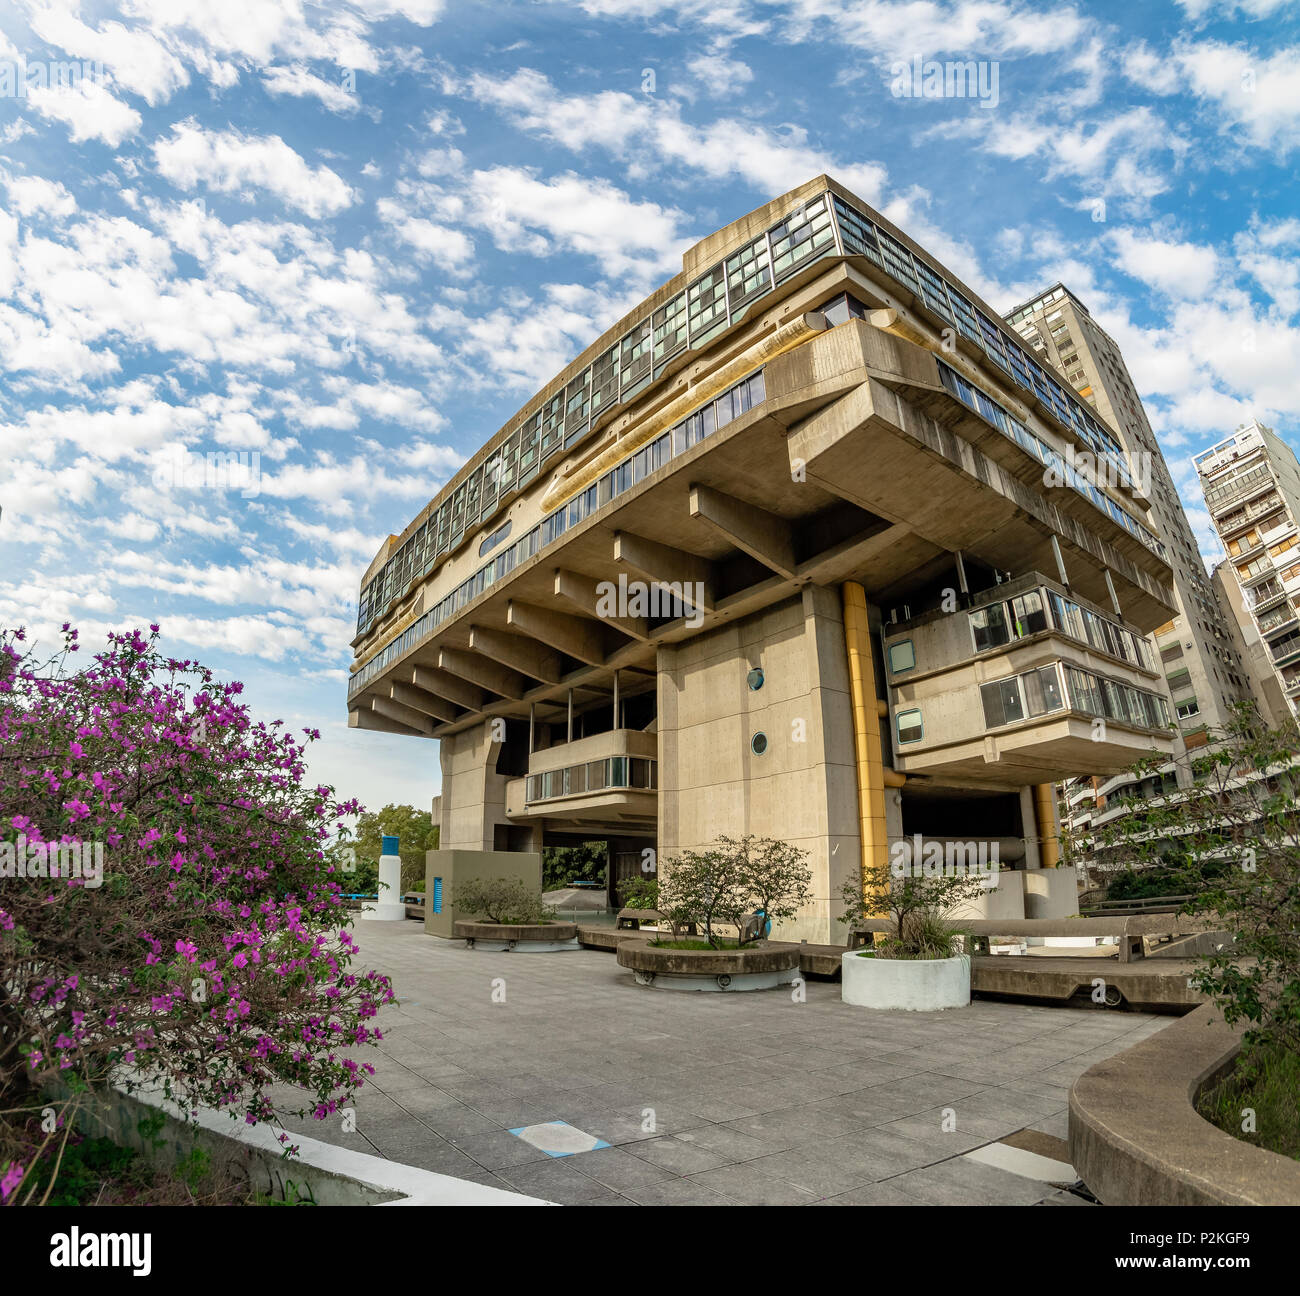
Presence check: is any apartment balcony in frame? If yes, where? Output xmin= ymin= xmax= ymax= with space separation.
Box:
xmin=883 ymin=574 xmax=1175 ymax=787
xmin=1260 ymin=612 xmax=1300 ymax=642
xmin=504 ymin=728 xmax=658 ymax=827
xmin=1269 ymin=634 xmax=1300 ymax=670
xmin=1216 ymin=494 xmax=1285 ymax=539
xmin=1207 ymin=466 xmax=1275 ymax=519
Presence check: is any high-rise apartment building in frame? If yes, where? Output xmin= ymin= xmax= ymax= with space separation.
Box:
xmin=1004 ymin=286 xmax=1253 ymax=748
xmin=346 ymin=178 xmax=1180 ymax=942
xmin=1209 ymin=560 xmax=1292 ymax=727
xmin=1196 ymin=420 xmax=1300 ymax=719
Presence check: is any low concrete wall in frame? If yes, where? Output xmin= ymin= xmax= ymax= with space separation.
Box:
xmin=64 ymin=1080 xmax=551 ymax=1206
xmin=1069 ymin=1002 xmax=1300 ymax=1205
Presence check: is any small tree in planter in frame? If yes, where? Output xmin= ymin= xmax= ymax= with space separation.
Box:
xmin=838 ymin=857 xmax=989 ymax=959
xmin=656 ymin=835 xmax=812 ymax=948
xmin=453 ymin=877 xmax=554 ymax=925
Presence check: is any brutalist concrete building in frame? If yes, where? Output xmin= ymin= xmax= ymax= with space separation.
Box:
xmin=346 ymin=176 xmax=1178 ymax=942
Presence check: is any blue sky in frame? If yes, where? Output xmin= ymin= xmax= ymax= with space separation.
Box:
xmin=1 ymin=0 xmax=1297 ymax=816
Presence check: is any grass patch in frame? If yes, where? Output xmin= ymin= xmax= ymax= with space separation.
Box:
xmin=1197 ymin=1042 xmax=1300 ymax=1161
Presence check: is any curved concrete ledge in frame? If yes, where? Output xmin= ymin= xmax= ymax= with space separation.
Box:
xmin=1069 ymin=1002 xmax=1300 ymax=1205
xmin=454 ymin=920 xmax=579 ymax=951
xmin=617 ymin=941 xmax=800 ymax=991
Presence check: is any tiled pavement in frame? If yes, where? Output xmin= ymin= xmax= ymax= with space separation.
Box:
xmin=268 ymin=922 xmax=1173 ymax=1206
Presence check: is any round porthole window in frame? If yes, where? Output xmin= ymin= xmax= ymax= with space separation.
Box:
xmin=747 ymin=667 xmax=765 ymax=691
xmin=751 ymin=731 xmax=768 ymax=755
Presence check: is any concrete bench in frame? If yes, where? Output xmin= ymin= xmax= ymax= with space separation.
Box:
xmin=616 ymin=907 xmax=698 ymax=934
xmin=849 ymin=914 xmax=1222 ymax=963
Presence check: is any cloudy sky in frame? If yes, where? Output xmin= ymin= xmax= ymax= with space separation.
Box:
xmin=1 ymin=0 xmax=1297 ymax=816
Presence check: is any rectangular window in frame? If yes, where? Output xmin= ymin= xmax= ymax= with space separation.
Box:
xmin=896 ymin=708 xmax=924 ymax=744
xmin=888 ymin=640 xmax=916 ymax=674
xmin=1011 ymin=591 xmax=1048 ymax=638
xmin=1048 ymin=592 xmax=1085 ymax=642
xmin=1023 ymin=665 xmax=1064 ymax=717
xmin=1066 ymin=666 xmax=1104 ymax=717
xmin=970 ymin=603 xmax=1011 ymax=652
xmin=980 ymin=677 xmax=1024 ymax=728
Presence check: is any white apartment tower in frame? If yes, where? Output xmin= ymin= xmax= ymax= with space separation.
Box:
xmin=1196 ymin=420 xmax=1300 ymax=719
xmin=1004 ymin=285 xmax=1254 ymax=748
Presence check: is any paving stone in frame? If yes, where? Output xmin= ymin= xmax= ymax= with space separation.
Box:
xmin=273 ymin=924 xmax=1170 ymax=1208
xmin=884 ymin=1156 xmax=1054 ymax=1206
xmin=624 ymin=1135 xmax=732 ymax=1175
xmin=687 ymin=1164 xmax=821 ymax=1205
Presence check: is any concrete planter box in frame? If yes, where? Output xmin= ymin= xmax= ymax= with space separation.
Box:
xmin=617 ymin=941 xmax=800 ymax=991
xmin=453 ymin=920 xmax=580 ymax=952
xmin=1070 ymin=1001 xmax=1300 ymax=1205
xmin=841 ymin=950 xmax=971 ymax=1011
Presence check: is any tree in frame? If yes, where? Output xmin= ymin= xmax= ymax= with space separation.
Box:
xmin=350 ymin=804 xmax=438 ymax=893
xmin=657 ymin=835 xmax=813 ymax=948
xmin=542 ymin=841 xmax=607 ymax=890
xmin=0 ymin=626 xmax=395 ymax=1201
xmin=1091 ymin=705 xmax=1300 ymax=1054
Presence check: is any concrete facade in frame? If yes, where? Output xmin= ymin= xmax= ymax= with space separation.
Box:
xmin=347 ymin=178 xmax=1184 ymax=944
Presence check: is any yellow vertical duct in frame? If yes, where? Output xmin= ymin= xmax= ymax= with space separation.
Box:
xmin=842 ymin=582 xmax=889 ymax=904
xmin=1034 ymin=784 xmax=1061 ymax=868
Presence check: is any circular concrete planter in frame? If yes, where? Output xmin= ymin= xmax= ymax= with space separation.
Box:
xmin=453 ymin=920 xmax=580 ymax=952
xmin=617 ymin=941 xmax=799 ymax=992
xmin=841 ymin=950 xmax=970 ymax=1012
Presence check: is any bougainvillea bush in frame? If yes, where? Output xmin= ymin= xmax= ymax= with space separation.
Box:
xmin=0 ymin=626 xmax=395 ymax=1202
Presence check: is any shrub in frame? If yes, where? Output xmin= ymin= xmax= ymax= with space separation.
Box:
xmin=0 ymin=625 xmax=395 ymax=1197
xmin=453 ymin=876 xmax=553 ymax=925
xmin=656 ymin=836 xmax=812 ymax=948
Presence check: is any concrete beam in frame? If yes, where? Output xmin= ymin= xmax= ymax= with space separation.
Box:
xmin=390 ymin=681 xmax=458 ymax=724
xmin=410 ymin=665 xmax=485 ymax=712
xmin=613 ymin=531 xmax=715 ymax=613
xmin=371 ymin=696 xmax=434 ymax=736
xmin=553 ymin=568 xmax=650 ymax=641
xmin=469 ymin=624 xmax=563 ymax=684
xmin=507 ymin=600 xmax=609 ymax=666
xmin=437 ymin=647 xmax=529 ymax=700
xmin=349 ymin=705 xmax=420 ymax=736
xmin=689 ymin=482 xmax=796 ymax=579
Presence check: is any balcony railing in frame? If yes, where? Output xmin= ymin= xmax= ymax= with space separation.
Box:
xmin=525 ymin=756 xmax=657 ymax=804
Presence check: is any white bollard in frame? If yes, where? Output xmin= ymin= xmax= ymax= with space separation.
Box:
xmin=362 ymin=834 xmax=408 ymax=921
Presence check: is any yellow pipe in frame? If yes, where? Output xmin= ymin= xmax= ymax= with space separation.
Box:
xmin=1034 ymin=783 xmax=1061 ymax=868
xmin=842 ymin=582 xmax=889 ymax=909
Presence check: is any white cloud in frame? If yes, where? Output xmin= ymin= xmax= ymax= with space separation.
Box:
xmin=153 ymin=120 xmax=357 ymax=217
xmin=1110 ymin=230 xmax=1221 ymax=300
xmin=375 ymin=198 xmax=475 ymax=272
xmin=262 ymin=64 xmax=363 ymax=113
xmin=26 ymin=77 xmax=142 ymax=146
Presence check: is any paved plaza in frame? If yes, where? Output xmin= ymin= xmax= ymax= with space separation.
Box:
xmin=271 ymin=922 xmax=1174 ymax=1205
